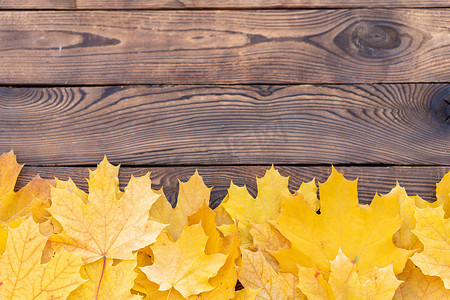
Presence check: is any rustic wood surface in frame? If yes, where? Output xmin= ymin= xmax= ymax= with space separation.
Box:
xmin=1 ymin=84 xmax=448 ymax=166
xmin=0 ymin=10 xmax=448 ymax=85
xmin=17 ymin=166 xmax=449 ymax=207
xmin=1 ymin=3 xmax=448 ymax=206
xmin=1 ymin=0 xmax=449 ymax=9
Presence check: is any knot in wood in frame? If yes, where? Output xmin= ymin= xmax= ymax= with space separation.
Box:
xmin=334 ymin=20 xmax=414 ymax=60
xmin=352 ymin=23 xmax=401 ymax=52
xmin=436 ymin=95 xmax=450 ymax=126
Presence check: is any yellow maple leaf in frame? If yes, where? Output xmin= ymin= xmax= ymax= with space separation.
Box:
xmin=219 ymin=166 xmax=289 ymax=248
xmin=47 ymin=157 xmax=166 ymax=263
xmin=140 ymin=224 xmax=228 ymax=298
xmin=394 ymin=260 xmax=450 ymax=299
xmin=0 ymin=151 xmax=54 ymax=252
xmin=239 ymin=248 xmax=306 ymax=300
xmin=222 ymin=166 xmax=289 ymax=226
xmin=297 ymin=179 xmax=319 ymax=212
xmin=271 ymin=167 xmax=412 ymax=277
xmin=298 ymin=249 xmax=401 ymax=299
xmin=391 ymin=184 xmax=428 ymax=250
xmin=68 ymin=257 xmax=139 ymax=299
xmin=148 ymin=188 xmax=185 ymax=239
xmin=233 ymin=287 xmax=260 ymax=300
xmin=0 ymin=217 xmax=84 ymax=299
xmin=188 ymin=201 xmax=228 ymax=255
xmin=196 ymin=224 xmax=241 ymax=300
xmin=137 ymin=204 xmax=240 ymax=300
xmin=410 ymin=205 xmax=450 ymax=289
xmin=177 ymin=170 xmax=212 ymax=216
xmin=149 ymin=171 xmax=211 ymax=241
xmin=435 ymin=170 xmax=450 ymax=218
xmin=249 ymin=222 xmax=290 ymax=252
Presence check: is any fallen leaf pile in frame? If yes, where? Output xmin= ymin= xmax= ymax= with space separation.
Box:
xmin=0 ymin=150 xmax=449 ymax=299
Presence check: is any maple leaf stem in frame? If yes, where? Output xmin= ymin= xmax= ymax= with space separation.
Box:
xmin=95 ymin=256 xmax=107 ymax=300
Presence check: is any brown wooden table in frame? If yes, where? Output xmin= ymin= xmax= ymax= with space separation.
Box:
xmin=1 ymin=1 xmax=449 ymax=206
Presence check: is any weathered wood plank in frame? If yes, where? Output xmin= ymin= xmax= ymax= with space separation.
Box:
xmin=0 ymin=10 xmax=448 ymax=84
xmin=76 ymin=0 xmax=450 ymax=8
xmin=17 ymin=166 xmax=450 ymax=206
xmin=1 ymin=84 xmax=449 ymax=165
xmin=0 ymin=0 xmax=74 ymax=9
xmin=0 ymin=0 xmax=448 ymax=9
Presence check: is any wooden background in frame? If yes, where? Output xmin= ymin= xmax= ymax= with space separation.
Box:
xmin=0 ymin=1 xmax=449 ymax=207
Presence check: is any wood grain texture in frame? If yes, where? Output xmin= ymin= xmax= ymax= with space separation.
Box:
xmin=1 ymin=84 xmax=449 ymax=165
xmin=0 ymin=0 xmax=74 ymax=9
xmin=0 ymin=10 xmax=448 ymax=85
xmin=17 ymin=166 xmax=450 ymax=207
xmin=0 ymin=0 xmax=448 ymax=9
xmin=77 ymin=0 xmax=450 ymax=9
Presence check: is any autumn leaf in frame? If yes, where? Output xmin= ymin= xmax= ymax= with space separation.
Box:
xmin=298 ymin=249 xmax=401 ymax=299
xmin=177 ymin=170 xmax=212 ymax=216
xmin=239 ymin=248 xmax=306 ymax=300
xmin=48 ymin=157 xmax=166 ymax=263
xmin=0 ymin=151 xmax=54 ymax=252
xmin=391 ymin=184 xmax=429 ymax=250
xmin=410 ymin=204 xmax=450 ymax=289
xmin=195 ymin=223 xmax=241 ymax=300
xmin=149 ymin=170 xmax=211 ymax=241
xmin=435 ymin=169 xmax=450 ymax=218
xmin=139 ymin=203 xmax=240 ymax=300
xmin=222 ymin=166 xmax=289 ymax=226
xmin=394 ymin=260 xmax=450 ymax=299
xmin=233 ymin=287 xmax=260 ymax=300
xmin=148 ymin=188 xmax=185 ymax=240
xmin=250 ymin=222 xmax=290 ymax=252
xmin=219 ymin=166 xmax=289 ymax=248
xmin=0 ymin=217 xmax=84 ymax=299
xmin=271 ymin=167 xmax=412 ymax=277
xmin=68 ymin=257 xmax=139 ymax=299
xmin=297 ymin=179 xmax=319 ymax=212
xmin=140 ymin=224 xmax=228 ymax=298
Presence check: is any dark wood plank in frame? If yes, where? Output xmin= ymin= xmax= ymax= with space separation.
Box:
xmin=1 ymin=84 xmax=449 ymax=165
xmin=0 ymin=10 xmax=448 ymax=85
xmin=0 ymin=0 xmax=448 ymax=9
xmin=77 ymin=0 xmax=450 ymax=8
xmin=16 ymin=166 xmax=450 ymax=207
xmin=0 ymin=0 xmax=74 ymax=9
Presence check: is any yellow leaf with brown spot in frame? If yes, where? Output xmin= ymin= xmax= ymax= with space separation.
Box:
xmin=239 ymin=248 xmax=306 ymax=300
xmin=140 ymin=224 xmax=227 ymax=298
xmin=411 ymin=205 xmax=450 ymax=289
xmin=271 ymin=167 xmax=412 ymax=277
xmin=394 ymin=260 xmax=450 ymax=299
xmin=0 ymin=217 xmax=84 ymax=299
xmin=48 ymin=157 xmax=166 ymax=263
xmin=68 ymin=257 xmax=139 ymax=299
xmin=298 ymin=249 xmax=401 ymax=300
